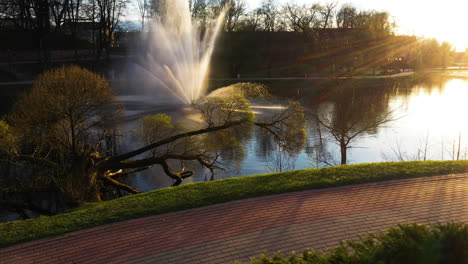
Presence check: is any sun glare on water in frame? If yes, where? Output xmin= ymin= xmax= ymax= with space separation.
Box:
xmin=397 ymin=79 xmax=468 ymax=139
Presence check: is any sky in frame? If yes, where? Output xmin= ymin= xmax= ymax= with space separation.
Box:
xmin=127 ymin=0 xmax=468 ymax=51
xmin=245 ymin=0 xmax=468 ymax=51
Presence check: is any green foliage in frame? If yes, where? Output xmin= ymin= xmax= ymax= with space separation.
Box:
xmin=8 ymin=65 xmax=119 ymax=153
xmin=191 ymin=94 xmax=256 ymax=167
xmin=3 ymin=65 xmax=120 ymax=203
xmin=142 ymin=113 xmax=173 ymax=130
xmin=137 ymin=114 xmax=176 ymax=145
xmin=0 ymin=119 xmax=17 ymax=152
xmin=207 ymin=83 xmax=272 ymax=101
xmin=195 ymin=94 xmax=255 ymax=126
xmin=238 ymin=223 xmax=468 ymax=264
xmin=280 ymin=101 xmax=306 ymax=153
xmin=255 ymin=100 xmax=306 ymax=154
xmin=1 ymin=160 xmax=468 ymax=248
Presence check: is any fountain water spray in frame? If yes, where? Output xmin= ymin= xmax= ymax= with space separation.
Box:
xmin=137 ymin=0 xmax=226 ymax=104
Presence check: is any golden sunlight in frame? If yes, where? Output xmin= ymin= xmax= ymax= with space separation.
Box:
xmin=400 ymin=79 xmax=468 ymax=137
xmin=339 ymin=0 xmax=468 ymax=53
xmin=396 ymin=0 xmax=468 ymax=52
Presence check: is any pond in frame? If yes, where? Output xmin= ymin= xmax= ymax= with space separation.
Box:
xmin=115 ymin=72 xmax=468 ymax=191
xmin=1 ymin=73 xmax=467 ymax=192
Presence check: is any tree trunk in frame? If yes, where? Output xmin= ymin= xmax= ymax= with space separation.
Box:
xmin=340 ymin=142 xmax=347 ymax=165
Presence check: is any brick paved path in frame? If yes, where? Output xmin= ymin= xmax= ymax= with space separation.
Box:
xmin=1 ymin=174 xmax=467 ymax=264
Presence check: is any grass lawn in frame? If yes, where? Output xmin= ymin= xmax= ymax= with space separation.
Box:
xmin=1 ymin=160 xmax=468 ymax=248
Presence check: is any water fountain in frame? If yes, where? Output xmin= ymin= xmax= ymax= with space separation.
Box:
xmin=115 ymin=1 xmax=227 ymax=188
xmin=131 ymin=0 xmax=226 ymax=104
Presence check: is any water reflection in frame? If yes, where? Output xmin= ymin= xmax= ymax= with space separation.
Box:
xmin=309 ymin=80 xmax=396 ymax=165
xmin=126 ymin=74 xmax=468 ymax=190
xmin=241 ymin=75 xmax=468 ymax=172
xmin=381 ymin=78 xmax=468 ymax=161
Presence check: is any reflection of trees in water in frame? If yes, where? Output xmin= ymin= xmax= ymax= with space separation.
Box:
xmin=300 ymin=75 xmax=457 ymax=166
xmin=251 ymin=103 xmax=306 ymax=172
xmin=305 ymin=116 xmax=339 ymax=168
xmin=229 ymin=75 xmax=457 ymax=170
xmin=382 ymin=133 xmax=468 ymax=162
xmin=410 ymin=74 xmax=454 ymax=93
xmin=377 ymin=75 xmax=466 ymax=162
xmin=255 ymin=123 xmax=299 ymax=173
xmin=304 ymin=80 xmax=399 ymax=165
xmin=391 ymin=74 xmax=455 ymax=108
xmin=254 ymin=127 xmax=276 ymax=159
xmin=124 ymin=75 xmax=458 ymax=185
xmin=265 ymin=146 xmax=297 ymax=173
xmin=125 ymin=122 xmax=252 ymax=187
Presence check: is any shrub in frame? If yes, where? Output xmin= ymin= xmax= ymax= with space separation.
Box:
xmin=4 ymin=65 xmax=120 ymax=203
xmin=237 ymin=223 xmax=468 ymax=264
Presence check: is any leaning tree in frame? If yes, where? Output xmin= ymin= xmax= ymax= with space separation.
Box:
xmin=0 ymin=66 xmax=305 ymax=205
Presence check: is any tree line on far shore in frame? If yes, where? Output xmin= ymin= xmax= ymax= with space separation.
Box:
xmin=0 ymin=0 xmax=454 ymax=72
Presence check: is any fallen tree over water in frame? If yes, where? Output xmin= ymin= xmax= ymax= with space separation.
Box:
xmin=0 ymin=66 xmax=305 ymax=206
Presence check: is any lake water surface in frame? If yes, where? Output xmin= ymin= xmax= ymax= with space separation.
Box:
xmin=118 ymin=72 xmax=468 ymax=191
xmin=2 ymin=73 xmax=466 ymax=192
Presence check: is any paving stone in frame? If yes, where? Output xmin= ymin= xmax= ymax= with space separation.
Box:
xmin=1 ymin=174 xmax=467 ymax=264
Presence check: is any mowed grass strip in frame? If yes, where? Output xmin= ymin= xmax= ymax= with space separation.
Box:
xmin=1 ymin=160 xmax=468 ymax=248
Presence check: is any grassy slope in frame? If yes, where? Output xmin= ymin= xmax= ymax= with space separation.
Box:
xmin=1 ymin=160 xmax=468 ymax=248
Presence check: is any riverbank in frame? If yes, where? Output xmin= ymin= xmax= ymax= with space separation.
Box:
xmin=1 ymin=160 xmax=468 ymax=248
xmin=0 ymin=70 xmax=415 ymax=85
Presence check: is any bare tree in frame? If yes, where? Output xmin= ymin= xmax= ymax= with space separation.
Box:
xmin=315 ymin=86 xmax=397 ymax=165
xmin=255 ymin=0 xmax=278 ymax=77
xmin=319 ymin=1 xmax=337 ymax=29
xmin=336 ymin=3 xmax=356 ymax=29
xmin=258 ymin=0 xmax=278 ymax=32
xmin=317 ymin=110 xmax=394 ymax=165
xmin=135 ymin=0 xmax=148 ymax=31
xmin=224 ymin=0 xmax=245 ymax=32
xmin=282 ymin=3 xmax=319 ymax=33
xmin=206 ymin=0 xmax=245 ymax=77
xmin=0 ymin=0 xmax=51 ymax=65
xmin=66 ymin=0 xmax=82 ymax=59
xmin=95 ymin=0 xmax=127 ymax=59
xmin=49 ymin=0 xmax=70 ymax=31
xmin=238 ymin=8 xmax=262 ymax=31
xmin=0 ymin=0 xmax=55 ymax=31
xmin=189 ymin=0 xmax=208 ymax=30
xmin=208 ymin=0 xmax=245 ymax=32
xmin=0 ymin=0 xmax=23 ymax=28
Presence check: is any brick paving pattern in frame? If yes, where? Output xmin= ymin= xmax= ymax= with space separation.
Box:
xmin=1 ymin=174 xmax=467 ymax=264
